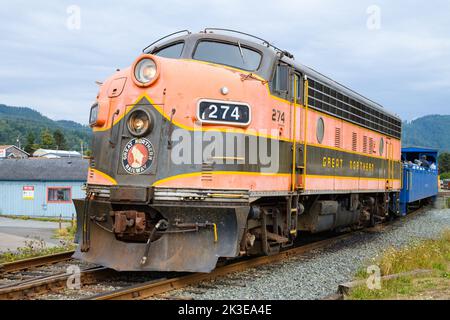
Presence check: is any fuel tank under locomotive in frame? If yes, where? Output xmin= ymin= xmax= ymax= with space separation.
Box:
xmin=297 ymin=200 xmax=361 ymax=233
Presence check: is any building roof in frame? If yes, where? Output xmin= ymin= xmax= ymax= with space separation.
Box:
xmin=33 ymin=149 xmax=82 ymax=158
xmin=0 ymin=145 xmax=29 ymax=154
xmin=0 ymin=158 xmax=89 ymax=181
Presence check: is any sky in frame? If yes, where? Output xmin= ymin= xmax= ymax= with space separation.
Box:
xmin=0 ymin=0 xmax=449 ymax=124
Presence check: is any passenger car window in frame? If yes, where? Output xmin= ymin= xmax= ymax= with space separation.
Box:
xmin=153 ymin=42 xmax=184 ymax=59
xmin=193 ymin=41 xmax=262 ymax=71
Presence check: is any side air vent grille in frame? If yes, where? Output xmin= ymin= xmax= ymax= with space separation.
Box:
xmin=335 ymin=127 xmax=342 ymax=148
xmin=369 ymin=137 xmax=374 ymax=154
xmin=363 ymin=136 xmax=368 ymax=154
xmin=352 ymin=132 xmax=357 ymax=152
xmin=201 ymin=162 xmax=213 ymax=182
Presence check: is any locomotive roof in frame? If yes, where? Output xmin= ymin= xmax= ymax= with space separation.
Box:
xmin=281 ymin=56 xmax=401 ymax=121
xmin=147 ymin=31 xmax=401 ymax=121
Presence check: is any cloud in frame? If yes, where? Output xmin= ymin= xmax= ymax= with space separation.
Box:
xmin=0 ymin=0 xmax=449 ymax=124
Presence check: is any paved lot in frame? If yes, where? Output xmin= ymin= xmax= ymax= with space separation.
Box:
xmin=0 ymin=217 xmax=70 ymax=253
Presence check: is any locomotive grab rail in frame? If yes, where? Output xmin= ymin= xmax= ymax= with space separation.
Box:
xmin=108 ymin=109 xmax=120 ymax=147
xmin=302 ymin=75 xmax=309 ymax=190
xmin=203 ymin=28 xmax=295 ymax=59
xmin=291 ymin=73 xmax=298 ymax=191
xmin=143 ymin=30 xmax=191 ymax=53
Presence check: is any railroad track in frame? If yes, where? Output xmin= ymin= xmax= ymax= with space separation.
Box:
xmin=89 ymin=233 xmax=353 ymax=300
xmin=0 ymin=207 xmax=428 ymax=300
xmin=0 ymin=251 xmax=75 ymax=274
xmin=89 ymin=207 xmax=428 ymax=300
xmin=0 ymin=266 xmax=113 ymax=299
xmin=0 ymin=233 xmax=351 ymax=300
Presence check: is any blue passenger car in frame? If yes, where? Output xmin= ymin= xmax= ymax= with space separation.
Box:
xmin=400 ymin=147 xmax=439 ymax=215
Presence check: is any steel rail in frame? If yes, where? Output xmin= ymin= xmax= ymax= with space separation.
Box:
xmin=89 ymin=233 xmax=353 ymax=300
xmin=91 ymin=207 xmax=429 ymax=300
xmin=0 ymin=251 xmax=75 ymax=274
xmin=0 ymin=207 xmax=429 ymax=300
xmin=0 ymin=266 xmax=111 ymax=300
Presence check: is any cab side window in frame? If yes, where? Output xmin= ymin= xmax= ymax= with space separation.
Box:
xmin=270 ymin=63 xmax=290 ymax=100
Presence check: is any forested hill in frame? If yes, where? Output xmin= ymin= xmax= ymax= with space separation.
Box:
xmin=0 ymin=104 xmax=91 ymax=152
xmin=402 ymin=115 xmax=450 ymax=153
xmin=0 ymin=104 xmax=449 ymax=154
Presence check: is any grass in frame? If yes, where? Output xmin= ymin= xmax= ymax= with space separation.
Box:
xmin=53 ymin=223 xmax=77 ymax=241
xmin=0 ymin=214 xmax=73 ymax=223
xmin=350 ymin=277 xmax=415 ymax=300
xmin=0 ymin=214 xmax=77 ymax=264
xmin=0 ymin=238 xmax=75 ymax=264
xmin=350 ymin=274 xmax=450 ymax=300
xmin=0 ymin=213 xmax=77 ymax=240
xmin=378 ymin=231 xmax=450 ymax=275
xmin=348 ymin=229 xmax=450 ymax=300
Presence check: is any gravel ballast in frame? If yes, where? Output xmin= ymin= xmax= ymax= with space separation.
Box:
xmin=168 ymin=206 xmax=450 ymax=300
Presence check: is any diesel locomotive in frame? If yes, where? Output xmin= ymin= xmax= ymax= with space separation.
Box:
xmin=74 ymin=29 xmax=404 ymax=272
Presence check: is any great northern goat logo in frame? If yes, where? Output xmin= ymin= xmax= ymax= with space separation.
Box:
xmin=122 ymin=138 xmax=154 ymax=174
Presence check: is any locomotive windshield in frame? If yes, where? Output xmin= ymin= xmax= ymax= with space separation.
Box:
xmin=153 ymin=42 xmax=184 ymax=59
xmin=193 ymin=40 xmax=262 ymax=71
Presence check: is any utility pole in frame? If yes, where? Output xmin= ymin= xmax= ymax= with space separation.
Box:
xmin=16 ymin=135 xmax=21 ymax=149
xmin=81 ymin=140 xmax=84 ymax=157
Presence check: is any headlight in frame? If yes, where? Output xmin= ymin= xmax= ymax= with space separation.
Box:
xmin=134 ymin=58 xmax=157 ymax=85
xmin=89 ymin=102 xmax=99 ymax=126
xmin=127 ymin=110 xmax=152 ymax=136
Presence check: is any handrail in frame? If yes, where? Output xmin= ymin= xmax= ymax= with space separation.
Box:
xmin=203 ymin=28 xmax=294 ymax=59
xmin=291 ymin=74 xmax=298 ymax=191
xmin=143 ymin=30 xmax=191 ymax=53
xmin=108 ymin=109 xmax=120 ymax=147
xmin=302 ymin=75 xmax=309 ymax=190
xmin=402 ymin=165 xmax=438 ymax=173
xmin=142 ymin=28 xmax=295 ymax=59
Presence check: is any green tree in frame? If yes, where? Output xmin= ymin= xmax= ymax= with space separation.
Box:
xmin=40 ymin=128 xmax=55 ymax=149
xmin=24 ymin=131 xmax=40 ymax=154
xmin=53 ymin=129 xmax=67 ymax=150
xmin=438 ymin=152 xmax=450 ymax=173
xmin=0 ymin=104 xmax=92 ymax=151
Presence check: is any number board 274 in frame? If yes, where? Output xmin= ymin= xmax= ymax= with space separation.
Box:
xmin=198 ymin=100 xmax=251 ymax=126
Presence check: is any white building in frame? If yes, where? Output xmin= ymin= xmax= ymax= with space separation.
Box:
xmin=33 ymin=149 xmax=82 ymax=159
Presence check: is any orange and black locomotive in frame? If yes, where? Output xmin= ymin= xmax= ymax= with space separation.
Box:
xmin=74 ymin=29 xmax=402 ymax=272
